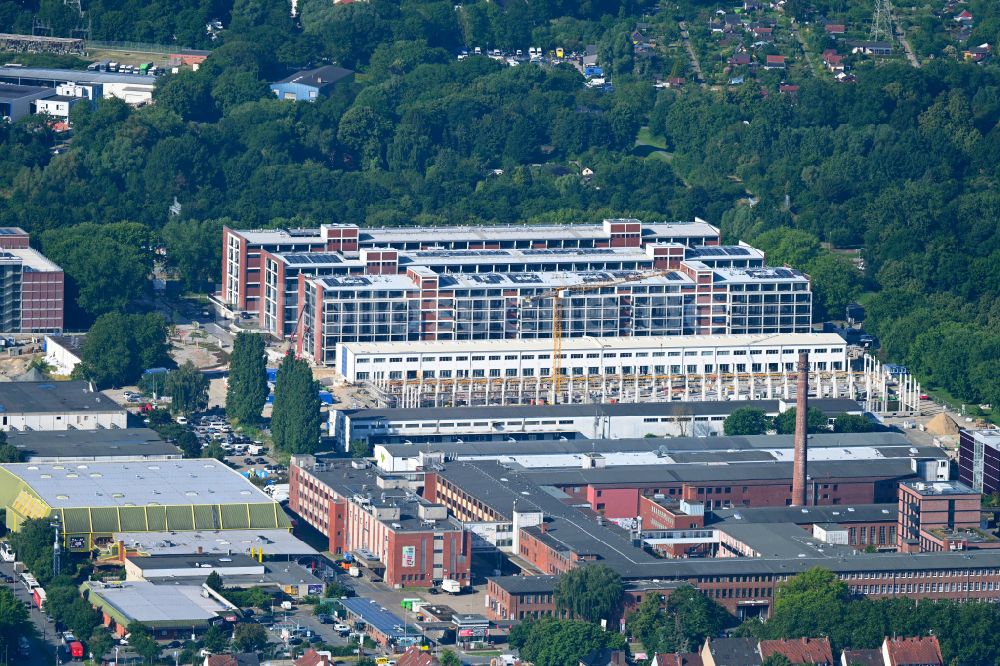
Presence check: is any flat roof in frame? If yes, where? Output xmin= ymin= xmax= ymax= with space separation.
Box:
xmin=340 ymin=597 xmax=413 ymax=642
xmin=8 ymin=427 xmax=179 ymax=462
xmin=128 ymin=553 xmax=262 ymax=571
xmin=710 ymin=504 xmax=897 ymax=525
xmin=84 ymin=580 xmax=231 ymax=625
xmin=114 ymin=529 xmax=316 ymax=557
xmin=0 ymin=66 xmax=156 ymax=85
xmin=901 ymin=480 xmax=978 ymax=496
xmin=717 ymin=522 xmax=857 ymax=559
xmin=274 ymin=65 xmax=353 ymax=88
xmin=8 ymin=247 xmax=60 ymax=271
xmin=345 ymin=397 xmax=862 ymax=423
xmin=340 ymin=332 xmax=847 ymax=356
xmin=0 ymin=83 xmax=51 ymax=99
xmin=1 ymin=458 xmax=276 ymax=508
xmin=0 ymin=380 xmax=123 ymax=414
xmin=966 ymin=429 xmax=1000 ymax=450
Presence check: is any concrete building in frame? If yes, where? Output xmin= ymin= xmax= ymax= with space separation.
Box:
xmin=270 ymin=65 xmax=354 ymax=101
xmin=6 ymin=427 xmax=180 ymax=462
xmin=222 ymin=219 xmax=721 ymax=312
xmin=297 ymin=262 xmax=812 ymax=367
xmin=108 ymin=529 xmax=317 ymax=559
xmin=261 ymin=243 xmax=765 ymax=339
xmin=340 ymin=332 xmax=854 ymax=408
xmin=896 ymin=480 xmax=996 ymax=553
xmin=34 ymin=94 xmax=85 ymax=123
xmin=289 ymin=456 xmax=471 ymax=587
xmin=336 ymin=397 xmax=865 ymax=449
xmin=0 ymin=380 xmax=124 ymax=431
xmin=0 ymin=458 xmax=291 ymax=551
xmin=123 ymin=553 xmax=327 ymax=598
xmin=0 ymin=229 xmax=64 ymax=332
xmin=0 ymin=83 xmax=52 ymax=120
xmin=958 ymin=428 xmax=1000 ymax=494
xmin=43 ymin=334 xmax=83 ymax=375
xmin=0 ymin=66 xmax=156 ymax=103
xmin=83 ymin=580 xmax=238 ymax=638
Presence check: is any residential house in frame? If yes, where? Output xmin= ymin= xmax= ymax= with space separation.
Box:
xmin=963 ymin=43 xmax=991 ymax=61
xmin=882 ymin=637 xmax=943 ymax=666
xmin=822 ymin=50 xmax=845 ymax=72
xmin=840 ymin=649 xmax=882 ymax=666
xmin=954 ymin=10 xmax=973 ymax=26
xmin=850 ymin=42 xmax=891 ymax=56
xmin=779 ymin=83 xmax=800 ymax=95
xmin=701 ymin=638 xmax=762 ymax=666
xmin=825 ymin=24 xmax=846 ymax=35
xmin=751 ymin=25 xmax=774 ymax=41
xmin=397 ymin=646 xmax=441 ymax=666
xmin=764 ymin=54 xmax=786 ymax=69
xmin=653 ymin=655 xmax=703 ymax=666
xmin=730 ymin=53 xmax=753 ymax=67
xmin=204 ymin=655 xmax=260 ymax=666
xmin=270 ymin=65 xmax=354 ymax=102
xmin=295 ymin=650 xmax=338 ymax=666
xmin=760 ymin=638 xmax=834 ymax=665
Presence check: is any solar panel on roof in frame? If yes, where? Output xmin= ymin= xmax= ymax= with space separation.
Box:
xmin=0 ymin=229 xmax=22 ymax=235
xmin=509 ymin=274 xmax=542 ymax=283
xmin=723 ymin=247 xmax=750 ymax=256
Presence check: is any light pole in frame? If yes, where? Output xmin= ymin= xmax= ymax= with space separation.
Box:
xmin=114 ymin=646 xmax=119 ymax=666
xmin=174 ymin=650 xmax=179 ymax=666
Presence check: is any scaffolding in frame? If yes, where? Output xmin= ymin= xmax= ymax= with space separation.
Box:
xmin=363 ymin=352 xmax=921 ymax=416
xmin=0 ymin=32 xmax=84 ymax=54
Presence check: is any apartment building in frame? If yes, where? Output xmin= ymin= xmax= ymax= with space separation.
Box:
xmin=223 ymin=218 xmax=721 ymax=312
xmin=0 ymin=228 xmax=63 ymax=333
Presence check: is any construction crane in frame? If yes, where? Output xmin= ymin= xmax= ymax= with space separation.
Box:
xmin=524 ymin=269 xmax=678 ymax=403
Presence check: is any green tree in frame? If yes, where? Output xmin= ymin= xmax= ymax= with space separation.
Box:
xmin=161 ymin=217 xmax=225 ymax=291
xmin=201 ymin=624 xmax=230 ymax=653
xmin=773 ymin=407 xmax=829 ymax=435
xmin=0 ymin=587 xmax=31 ymax=659
xmin=833 ymin=414 xmax=875 ymax=433
xmin=350 ymin=439 xmax=371 ymax=459
xmin=233 ymin=622 xmax=268 ymax=652
xmin=9 ymin=517 xmax=55 ymax=582
xmin=176 ymin=430 xmax=202 ymax=458
xmin=88 ymin=629 xmax=113 ymax=663
xmin=271 ymin=352 xmax=322 ymax=454
xmin=205 ymin=571 xmax=223 ymax=592
xmin=126 ymin=622 xmax=161 ymax=665
xmin=77 ymin=313 xmax=168 ymax=388
xmin=226 ymin=332 xmax=269 ymax=425
xmin=0 ymin=443 xmax=20 ymax=463
xmin=723 ymin=407 xmax=770 ymax=436
xmin=510 ymin=618 xmax=627 ymax=666
xmin=203 ymin=440 xmax=227 ymax=460
xmin=764 ymin=568 xmax=851 ymax=647
xmin=554 ymin=564 xmax=624 ymax=624
xmin=763 ymin=655 xmax=793 ymax=666
xmin=440 ymin=649 xmax=461 ymax=666
xmin=164 ymin=361 xmax=209 ymax=415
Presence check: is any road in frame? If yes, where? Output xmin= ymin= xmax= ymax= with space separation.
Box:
xmin=789 ymin=22 xmax=817 ymax=73
xmin=895 ymin=26 xmax=920 ymax=67
xmin=677 ymin=22 xmax=704 ymax=83
xmin=0 ymin=562 xmax=60 ymax=666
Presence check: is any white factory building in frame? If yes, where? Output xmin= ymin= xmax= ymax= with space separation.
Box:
xmin=0 ymin=380 xmax=127 ymax=431
xmin=338 ymin=332 xmax=852 ymax=407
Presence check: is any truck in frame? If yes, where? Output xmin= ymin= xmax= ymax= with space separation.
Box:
xmin=32 ymin=586 xmax=46 ymax=610
xmin=441 ymin=579 xmax=462 ymax=594
xmin=247 ymin=444 xmax=265 ymax=456
xmin=400 ymin=598 xmax=421 ymax=611
xmin=69 ymin=641 xmax=84 ymax=659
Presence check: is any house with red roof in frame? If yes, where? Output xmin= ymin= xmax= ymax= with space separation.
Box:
xmin=882 ymin=636 xmax=943 ymax=666
xmin=760 ymin=637 xmax=834 ymax=665
xmin=825 ymin=24 xmax=846 ymax=35
xmin=764 ymin=54 xmax=786 ymax=69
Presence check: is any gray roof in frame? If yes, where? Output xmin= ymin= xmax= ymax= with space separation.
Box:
xmin=0 ymin=380 xmax=123 ymax=414
xmin=1 ymin=458 xmax=275 ymax=508
xmin=0 ymin=66 xmax=156 ymax=85
xmin=274 ymin=65 xmax=353 ymax=90
xmin=379 ymin=432 xmax=911 ymax=459
xmin=0 ymin=83 xmax=51 ymax=99
xmin=8 ymin=427 xmax=180 ymax=462
xmin=114 ymin=529 xmax=317 ymax=557
xmin=710 ymin=504 xmax=897 ymax=525
xmin=345 ymin=398 xmax=862 ymax=423
xmin=128 ymin=553 xmax=261 ymax=571
xmin=716 ymin=522 xmax=857 ymax=559
xmin=84 ymin=580 xmax=231 ymax=624
xmin=706 ymin=638 xmax=762 ymax=666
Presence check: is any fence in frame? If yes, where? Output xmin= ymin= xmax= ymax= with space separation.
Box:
xmin=84 ymin=39 xmax=199 ymax=55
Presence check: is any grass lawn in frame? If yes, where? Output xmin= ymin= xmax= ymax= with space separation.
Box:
xmin=634 ymin=126 xmax=672 ymax=159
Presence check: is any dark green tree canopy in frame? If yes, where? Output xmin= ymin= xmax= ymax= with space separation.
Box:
xmin=165 ymin=361 xmax=209 ymax=415
xmin=723 ymin=407 xmax=770 ymax=436
xmin=773 ymin=407 xmax=829 ymax=435
xmin=833 ymin=414 xmax=875 ymax=433
xmin=554 ymin=564 xmax=624 ymax=624
xmin=510 ymin=618 xmax=627 ymax=666
xmin=77 ymin=313 xmax=169 ymax=388
xmin=271 ymin=352 xmax=322 ymax=454
xmin=227 ymin=332 xmax=269 ymax=425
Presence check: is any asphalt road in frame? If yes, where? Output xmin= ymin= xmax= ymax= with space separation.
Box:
xmin=0 ymin=562 xmax=60 ymax=666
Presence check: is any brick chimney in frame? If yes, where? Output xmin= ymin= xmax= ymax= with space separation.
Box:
xmin=791 ymin=352 xmax=809 ymax=507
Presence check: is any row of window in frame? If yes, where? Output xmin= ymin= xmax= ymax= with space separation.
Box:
xmin=356 ymin=348 xmax=840 ymax=364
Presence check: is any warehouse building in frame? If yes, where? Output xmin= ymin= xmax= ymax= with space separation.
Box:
xmin=108 ymin=528 xmax=317 ymax=559
xmin=0 ymin=380 xmax=125 ymax=431
xmin=222 ymin=218 xmax=721 ymax=311
xmin=123 ymin=553 xmax=327 ymax=598
xmin=0 ymin=66 xmax=156 ymax=103
xmin=83 ymin=580 xmax=238 ymax=638
xmin=0 ymin=459 xmax=291 ymax=551
xmin=6 ymin=427 xmax=180 ymax=462
xmin=333 ymin=397 xmax=864 ymax=448
xmin=339 ymin=332 xmax=849 ymax=407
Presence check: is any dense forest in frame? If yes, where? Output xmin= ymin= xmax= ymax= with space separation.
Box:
xmin=0 ymin=0 xmax=997 ymax=407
